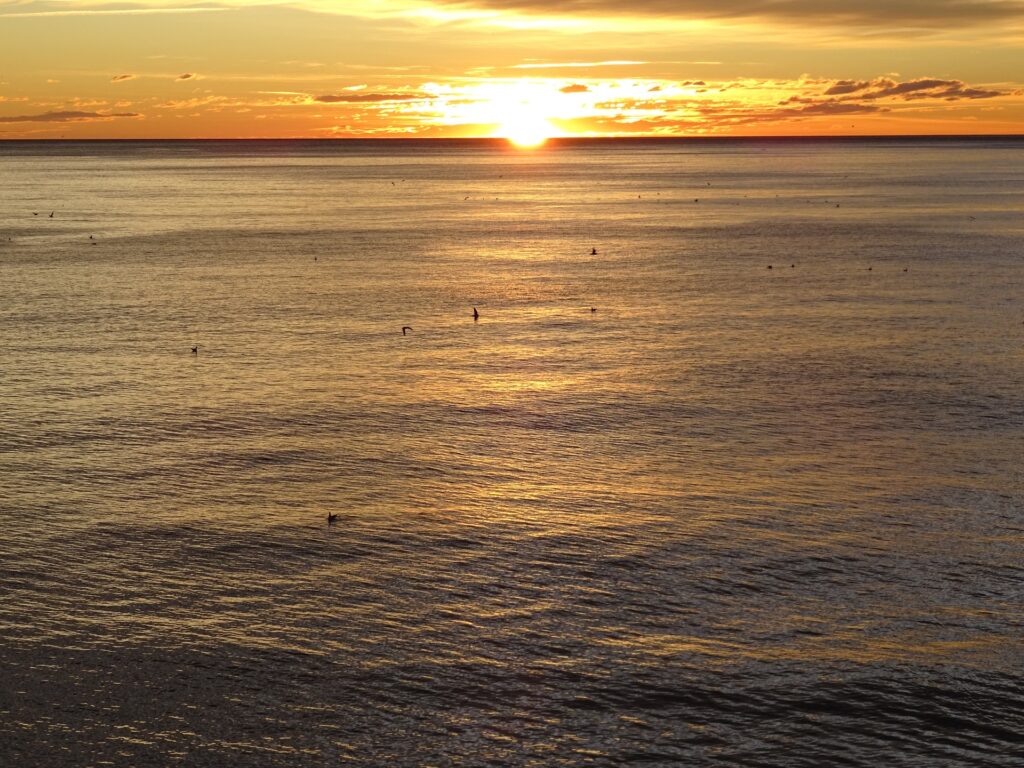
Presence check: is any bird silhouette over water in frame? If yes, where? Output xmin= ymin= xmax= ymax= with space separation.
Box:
xmin=191 ymin=345 xmax=199 ymax=354
xmin=590 ymin=307 xmax=597 ymax=313
xmin=402 ymin=326 xmax=412 ymax=336
xmin=49 ymin=212 xmax=54 ymax=218
xmin=591 ymin=247 xmax=597 ymax=255
xmin=327 ymin=513 xmax=338 ymax=525
xmin=473 ymin=307 xmax=479 ymax=321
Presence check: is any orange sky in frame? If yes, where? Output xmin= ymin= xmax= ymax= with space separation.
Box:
xmin=2 ymin=1 xmax=1023 ymax=139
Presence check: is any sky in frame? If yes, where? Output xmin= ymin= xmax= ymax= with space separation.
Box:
xmin=1 ymin=0 xmax=1024 ymax=139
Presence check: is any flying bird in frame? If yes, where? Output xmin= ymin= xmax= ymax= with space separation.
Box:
xmin=402 ymin=326 xmax=412 ymax=336
xmin=327 ymin=513 xmax=338 ymax=525
xmin=191 ymin=345 xmax=199 ymax=354
xmin=472 ymin=307 xmax=479 ymax=321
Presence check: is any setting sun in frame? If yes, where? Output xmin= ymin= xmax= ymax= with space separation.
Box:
xmin=497 ymin=113 xmax=556 ymax=147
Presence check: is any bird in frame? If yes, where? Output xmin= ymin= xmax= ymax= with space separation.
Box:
xmin=191 ymin=345 xmax=199 ymax=354
xmin=327 ymin=513 xmax=338 ymax=525
xmin=49 ymin=212 xmax=54 ymax=218
xmin=472 ymin=307 xmax=479 ymax=321
xmin=590 ymin=307 xmax=597 ymax=313
xmin=32 ymin=212 xmax=38 ymax=216
xmin=591 ymin=247 xmax=597 ymax=255
xmin=402 ymin=326 xmax=412 ymax=336
xmin=767 ymin=265 xmax=773 ymax=269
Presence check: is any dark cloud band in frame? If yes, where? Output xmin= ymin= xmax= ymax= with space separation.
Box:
xmin=438 ymin=0 xmax=1024 ymax=27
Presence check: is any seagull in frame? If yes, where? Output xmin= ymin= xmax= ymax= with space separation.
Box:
xmin=402 ymin=326 xmax=412 ymax=336
xmin=591 ymin=247 xmax=597 ymax=255
xmin=472 ymin=307 xmax=479 ymax=321
xmin=49 ymin=212 xmax=54 ymax=218
xmin=191 ymin=345 xmax=199 ymax=354
xmin=590 ymin=307 xmax=597 ymax=313
xmin=327 ymin=513 xmax=338 ymax=525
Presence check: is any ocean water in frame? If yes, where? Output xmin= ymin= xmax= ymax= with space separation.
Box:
xmin=1 ymin=138 xmax=1022 ymax=767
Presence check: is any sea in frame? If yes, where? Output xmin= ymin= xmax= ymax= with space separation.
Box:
xmin=1 ymin=137 xmax=1022 ymax=767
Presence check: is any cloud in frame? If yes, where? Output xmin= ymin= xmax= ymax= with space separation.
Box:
xmin=510 ymin=60 xmax=647 ymax=69
xmin=560 ymin=83 xmax=590 ymax=93
xmin=313 ymin=92 xmax=428 ymax=103
xmin=824 ymin=76 xmax=1004 ymax=101
xmin=433 ymin=1 xmax=1024 ymax=28
xmin=0 ymin=4 xmax=226 ymax=19
xmin=859 ymin=77 xmax=1001 ymax=100
xmin=176 ymin=72 xmax=197 ymax=81
xmin=111 ymin=74 xmax=136 ymax=82
xmin=0 ymin=110 xmax=141 ymax=123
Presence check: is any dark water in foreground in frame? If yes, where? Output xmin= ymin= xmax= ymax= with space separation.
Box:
xmin=1 ymin=138 xmax=1023 ymax=766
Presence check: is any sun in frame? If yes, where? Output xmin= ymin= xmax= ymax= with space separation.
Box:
xmin=496 ymin=113 xmax=556 ymax=148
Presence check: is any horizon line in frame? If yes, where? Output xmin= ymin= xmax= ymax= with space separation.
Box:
xmin=2 ymin=133 xmax=1023 ymax=143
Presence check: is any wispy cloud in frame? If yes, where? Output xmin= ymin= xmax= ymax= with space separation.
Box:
xmin=313 ymin=91 xmax=429 ymax=103
xmin=0 ymin=110 xmax=141 ymax=123
xmin=429 ymin=0 xmax=1024 ymax=28
xmin=511 ymin=60 xmax=648 ymax=69
xmin=0 ymin=3 xmax=228 ymax=19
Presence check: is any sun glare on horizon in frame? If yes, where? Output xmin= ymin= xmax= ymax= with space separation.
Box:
xmin=496 ymin=113 xmax=558 ymax=147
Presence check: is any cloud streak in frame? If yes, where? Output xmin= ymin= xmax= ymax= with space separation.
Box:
xmin=0 ymin=110 xmax=141 ymax=123
xmin=434 ymin=0 xmax=1024 ymax=28
xmin=511 ymin=60 xmax=647 ymax=69
xmin=0 ymin=2 xmax=228 ymax=19
xmin=313 ymin=92 xmax=428 ymax=103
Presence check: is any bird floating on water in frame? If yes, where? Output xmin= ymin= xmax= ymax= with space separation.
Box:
xmin=591 ymin=247 xmax=597 ymax=255
xmin=191 ymin=345 xmax=199 ymax=354
xmin=49 ymin=212 xmax=54 ymax=218
xmin=590 ymin=307 xmax=597 ymax=313
xmin=402 ymin=326 xmax=412 ymax=336
xmin=327 ymin=513 xmax=338 ymax=525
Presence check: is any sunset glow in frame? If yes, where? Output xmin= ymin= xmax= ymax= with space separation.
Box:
xmin=1 ymin=1 xmax=1022 ymax=138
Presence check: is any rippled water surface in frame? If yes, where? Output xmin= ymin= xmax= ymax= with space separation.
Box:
xmin=1 ymin=138 xmax=1023 ymax=766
